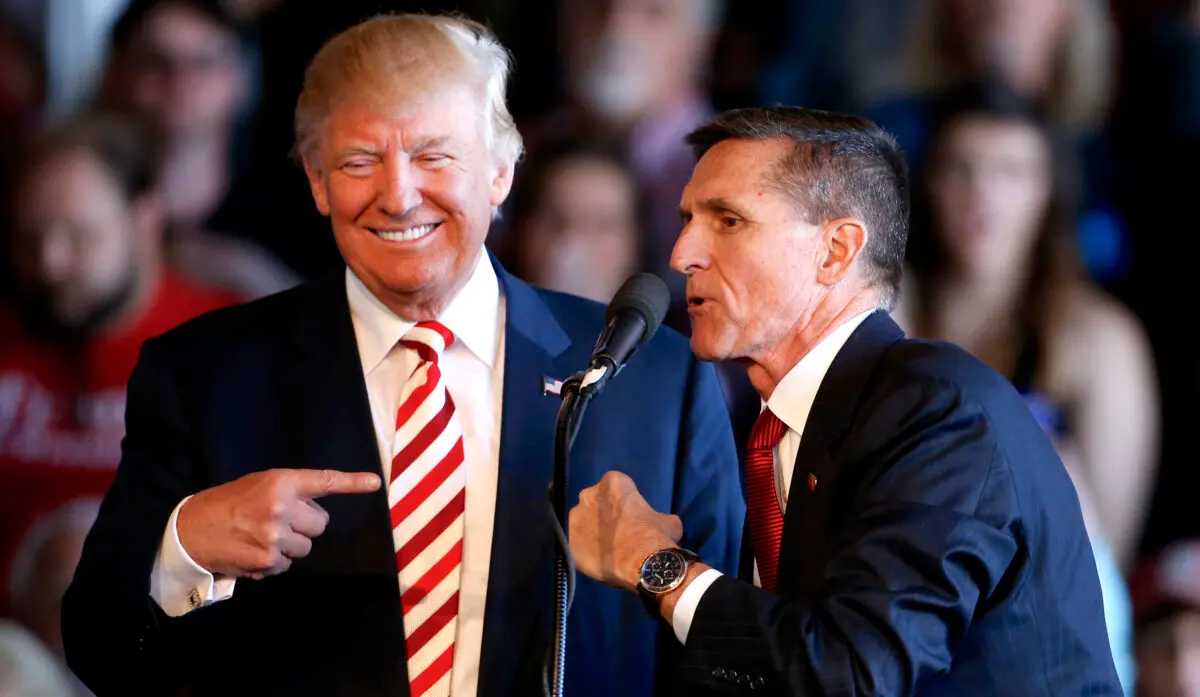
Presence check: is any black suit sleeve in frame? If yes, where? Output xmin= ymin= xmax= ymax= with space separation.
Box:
xmin=678 ymin=377 xmax=1021 ymax=695
xmin=62 ymin=337 xmax=203 ymax=695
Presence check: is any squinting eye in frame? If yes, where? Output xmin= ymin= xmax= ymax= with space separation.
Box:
xmin=721 ymin=216 xmax=739 ymax=228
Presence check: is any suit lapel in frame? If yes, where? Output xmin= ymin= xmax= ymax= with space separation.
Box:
xmin=273 ymin=271 xmax=397 ymax=579
xmin=478 ymin=262 xmax=573 ymax=697
xmin=775 ymin=311 xmax=904 ymax=593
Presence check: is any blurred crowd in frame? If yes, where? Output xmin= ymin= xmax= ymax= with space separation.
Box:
xmin=1 ymin=0 xmax=1199 ymax=695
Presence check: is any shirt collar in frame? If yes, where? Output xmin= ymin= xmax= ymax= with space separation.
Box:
xmin=345 ymin=251 xmax=502 ymax=374
xmin=765 ymin=310 xmax=875 ymax=437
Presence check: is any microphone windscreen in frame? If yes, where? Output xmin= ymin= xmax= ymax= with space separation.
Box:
xmin=605 ymin=273 xmax=671 ymax=342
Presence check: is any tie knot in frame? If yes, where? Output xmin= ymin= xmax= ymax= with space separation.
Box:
xmin=400 ymin=321 xmax=455 ymax=362
xmin=749 ymin=408 xmax=788 ymax=451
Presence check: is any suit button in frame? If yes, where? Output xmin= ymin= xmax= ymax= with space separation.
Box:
xmin=738 ymin=674 xmax=750 ymax=686
xmin=726 ymin=670 xmax=738 ymax=681
xmin=712 ymin=668 xmax=725 ymax=679
xmin=750 ymin=677 xmax=765 ymax=690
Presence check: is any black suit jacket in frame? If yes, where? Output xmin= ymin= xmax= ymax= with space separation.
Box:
xmin=61 ymin=259 xmax=745 ymax=696
xmin=676 ymin=312 xmax=1122 ymax=695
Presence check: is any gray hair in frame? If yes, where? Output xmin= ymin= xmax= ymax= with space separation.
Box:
xmin=686 ymin=106 xmax=909 ymax=311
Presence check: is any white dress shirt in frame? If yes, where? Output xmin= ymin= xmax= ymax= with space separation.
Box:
xmin=671 ymin=310 xmax=874 ymax=645
xmin=149 ymin=251 xmax=506 ymax=697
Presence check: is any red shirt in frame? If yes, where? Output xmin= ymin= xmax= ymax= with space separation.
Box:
xmin=0 ymin=272 xmax=242 ymax=616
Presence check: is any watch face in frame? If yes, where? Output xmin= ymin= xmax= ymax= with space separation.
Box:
xmin=640 ymin=550 xmax=686 ymax=594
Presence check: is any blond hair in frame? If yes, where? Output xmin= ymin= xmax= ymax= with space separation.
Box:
xmin=890 ymin=0 xmax=1116 ymax=135
xmin=293 ymin=13 xmax=523 ymax=168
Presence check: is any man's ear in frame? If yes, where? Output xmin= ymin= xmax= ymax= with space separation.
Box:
xmin=303 ymin=154 xmax=331 ymax=216
xmin=816 ymin=217 xmax=868 ymax=287
xmin=489 ymin=157 xmax=516 ymax=209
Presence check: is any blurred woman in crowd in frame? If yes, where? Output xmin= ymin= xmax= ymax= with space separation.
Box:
xmin=498 ymin=137 xmax=644 ymax=304
xmin=894 ymin=80 xmax=1158 ymax=691
xmin=870 ymin=0 xmax=1125 ymax=279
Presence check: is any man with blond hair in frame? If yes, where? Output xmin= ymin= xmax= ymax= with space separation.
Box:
xmin=61 ymin=13 xmax=743 ymax=697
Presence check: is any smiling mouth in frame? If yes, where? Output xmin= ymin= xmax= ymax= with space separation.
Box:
xmin=367 ymin=222 xmax=442 ymax=243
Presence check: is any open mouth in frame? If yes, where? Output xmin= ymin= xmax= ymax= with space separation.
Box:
xmin=687 ymin=297 xmax=705 ymax=308
xmin=367 ymin=222 xmax=442 ymax=243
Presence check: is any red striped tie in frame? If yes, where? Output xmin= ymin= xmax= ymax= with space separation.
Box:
xmin=745 ymin=408 xmax=787 ymax=593
xmin=390 ymin=321 xmax=463 ymax=697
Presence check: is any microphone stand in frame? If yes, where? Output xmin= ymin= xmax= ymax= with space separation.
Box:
xmin=544 ymin=364 xmax=611 ymax=697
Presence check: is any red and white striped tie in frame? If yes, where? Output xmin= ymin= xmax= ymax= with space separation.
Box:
xmin=390 ymin=321 xmax=464 ymax=697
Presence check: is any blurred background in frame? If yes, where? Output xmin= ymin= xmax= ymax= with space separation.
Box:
xmin=1 ymin=0 xmax=1199 ymax=694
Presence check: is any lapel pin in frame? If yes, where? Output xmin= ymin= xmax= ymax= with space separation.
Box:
xmin=542 ymin=376 xmax=563 ymax=396
xmin=807 ymin=473 xmax=818 ymax=492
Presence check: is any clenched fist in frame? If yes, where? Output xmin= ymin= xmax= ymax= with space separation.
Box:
xmin=568 ymin=471 xmax=683 ymax=591
xmin=177 ymin=468 xmax=381 ymax=579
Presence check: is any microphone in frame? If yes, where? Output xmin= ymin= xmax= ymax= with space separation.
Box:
xmin=544 ymin=272 xmax=670 ymax=696
xmin=581 ymin=273 xmax=671 ymax=394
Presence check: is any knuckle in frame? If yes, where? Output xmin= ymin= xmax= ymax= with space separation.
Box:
xmin=266 ymin=499 xmax=287 ymax=521
xmin=254 ymin=550 xmax=277 ymax=571
xmin=262 ymin=526 xmax=284 ymax=549
xmin=320 ymin=469 xmax=336 ymax=491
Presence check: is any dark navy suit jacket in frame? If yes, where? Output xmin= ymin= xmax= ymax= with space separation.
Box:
xmin=62 ymin=258 xmax=745 ymax=696
xmin=676 ymin=312 xmax=1122 ymax=695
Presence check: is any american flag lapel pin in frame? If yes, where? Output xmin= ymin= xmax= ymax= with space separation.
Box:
xmin=543 ymin=376 xmax=563 ymax=396
xmin=807 ymin=473 xmax=818 ymax=491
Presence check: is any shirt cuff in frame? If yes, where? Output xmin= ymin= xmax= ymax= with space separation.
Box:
xmin=149 ymin=495 xmax=236 ymax=617
xmin=671 ymin=568 xmax=723 ymax=645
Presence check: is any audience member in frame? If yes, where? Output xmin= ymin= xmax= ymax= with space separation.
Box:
xmin=894 ymin=80 xmax=1159 ymax=572
xmin=96 ymin=0 xmax=298 ymax=298
xmin=527 ymin=0 xmax=724 ymax=305
xmin=499 ymin=137 xmax=643 ymax=303
xmin=0 ymin=113 xmax=240 ymax=617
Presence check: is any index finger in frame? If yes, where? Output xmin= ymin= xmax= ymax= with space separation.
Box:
xmin=291 ymin=469 xmax=382 ymax=498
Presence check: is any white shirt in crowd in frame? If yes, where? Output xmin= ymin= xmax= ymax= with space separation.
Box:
xmin=149 ymin=251 xmax=507 ymax=697
xmin=671 ymin=310 xmax=874 ymax=644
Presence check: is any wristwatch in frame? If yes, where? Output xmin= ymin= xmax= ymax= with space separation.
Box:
xmin=636 ymin=547 xmax=700 ymax=617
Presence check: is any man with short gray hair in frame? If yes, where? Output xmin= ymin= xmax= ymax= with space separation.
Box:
xmin=570 ymin=106 xmax=1123 ymax=695
xmin=63 ymin=13 xmax=743 ymax=697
